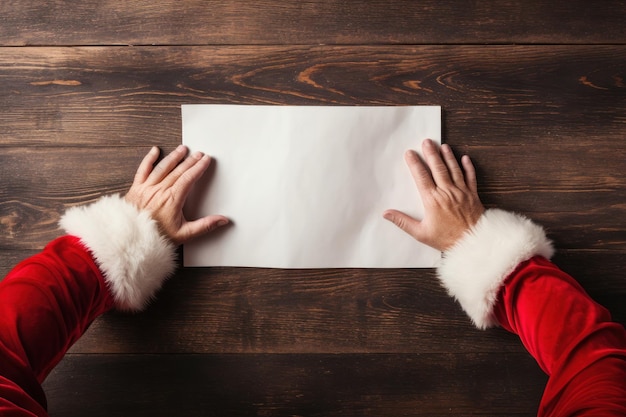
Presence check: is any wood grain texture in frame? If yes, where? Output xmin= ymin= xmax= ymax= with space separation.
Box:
xmin=64 ymin=258 xmax=624 ymax=355
xmin=1 ymin=46 xmax=624 ymax=147
xmin=66 ymin=267 xmax=515 ymax=354
xmin=0 ymin=250 xmax=622 ymax=355
xmin=1 ymin=144 xmax=624 ymax=252
xmin=42 ymin=353 xmax=547 ymax=417
xmin=1 ymin=46 xmax=624 ymax=255
xmin=1 ymin=1 xmax=625 ymax=415
xmin=1 ymin=0 xmax=625 ymax=46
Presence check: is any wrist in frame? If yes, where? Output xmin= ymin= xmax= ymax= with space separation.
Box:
xmin=436 ymin=208 xmax=554 ymax=329
xmin=59 ymin=194 xmax=177 ymax=311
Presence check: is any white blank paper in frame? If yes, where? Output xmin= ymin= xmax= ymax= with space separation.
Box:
xmin=182 ymin=104 xmax=441 ymax=268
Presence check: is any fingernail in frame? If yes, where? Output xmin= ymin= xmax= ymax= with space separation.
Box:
xmin=191 ymin=151 xmax=204 ymax=159
xmin=405 ymin=149 xmax=418 ymax=161
xmin=176 ymin=144 xmax=186 ymax=152
xmin=217 ymin=219 xmax=229 ymax=227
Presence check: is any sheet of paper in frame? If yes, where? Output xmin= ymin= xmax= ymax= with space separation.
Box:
xmin=182 ymin=104 xmax=441 ymax=268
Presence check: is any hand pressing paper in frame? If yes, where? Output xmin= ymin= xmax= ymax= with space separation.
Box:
xmin=182 ymin=104 xmax=441 ymax=268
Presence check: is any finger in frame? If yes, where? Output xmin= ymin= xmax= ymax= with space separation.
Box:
xmin=176 ymin=215 xmax=230 ymax=244
xmin=440 ymin=144 xmax=465 ymax=187
xmin=383 ymin=209 xmax=423 ymax=241
xmin=422 ymin=139 xmax=453 ymax=188
xmin=159 ymin=150 xmax=206 ymax=190
xmin=170 ymin=153 xmax=212 ymax=201
xmin=134 ymin=146 xmax=160 ymax=184
xmin=461 ymin=155 xmax=478 ymax=194
xmin=146 ymin=144 xmax=188 ymax=185
xmin=404 ymin=149 xmax=436 ymax=195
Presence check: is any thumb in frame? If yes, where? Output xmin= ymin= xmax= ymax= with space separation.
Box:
xmin=178 ymin=215 xmax=230 ymax=244
xmin=383 ymin=209 xmax=423 ymax=241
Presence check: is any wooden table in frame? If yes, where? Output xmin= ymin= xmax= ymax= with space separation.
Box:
xmin=1 ymin=1 xmax=625 ymax=416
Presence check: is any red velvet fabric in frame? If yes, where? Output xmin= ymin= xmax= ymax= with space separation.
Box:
xmin=0 ymin=236 xmax=114 ymax=416
xmin=494 ymin=256 xmax=626 ymax=416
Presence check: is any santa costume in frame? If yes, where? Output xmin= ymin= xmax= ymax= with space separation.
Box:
xmin=1 ymin=195 xmax=625 ymax=416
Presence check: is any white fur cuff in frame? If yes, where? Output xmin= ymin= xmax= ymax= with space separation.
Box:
xmin=60 ymin=195 xmax=176 ymax=311
xmin=437 ymin=209 xmax=554 ymax=329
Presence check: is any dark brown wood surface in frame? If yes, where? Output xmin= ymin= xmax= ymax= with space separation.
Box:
xmin=1 ymin=0 xmax=625 ymax=45
xmin=43 ymin=353 xmax=547 ymax=417
xmin=1 ymin=1 xmax=625 ymax=416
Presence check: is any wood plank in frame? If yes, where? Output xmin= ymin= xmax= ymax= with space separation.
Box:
xmin=0 ymin=148 xmax=144 ymax=250
xmin=0 ymin=250 xmax=620 ymax=355
xmin=65 ymin=258 xmax=624 ymax=355
xmin=42 ymin=353 xmax=547 ymax=416
xmin=1 ymin=1 xmax=625 ymax=46
xmin=0 ymin=45 xmax=624 ymax=147
xmin=66 ymin=266 xmax=519 ymax=354
xmin=1 ymin=146 xmax=623 ymax=252
xmin=0 ymin=249 xmax=39 ymax=279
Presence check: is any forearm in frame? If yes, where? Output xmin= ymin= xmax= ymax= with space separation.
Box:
xmin=0 ymin=237 xmax=113 ymax=381
xmin=0 ymin=195 xmax=177 ymax=415
xmin=494 ymin=256 xmax=626 ymax=416
xmin=436 ymin=209 xmax=626 ymax=416
xmin=0 ymin=236 xmax=114 ymax=416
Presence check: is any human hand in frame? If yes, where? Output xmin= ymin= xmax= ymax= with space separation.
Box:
xmin=125 ymin=145 xmax=229 ymax=245
xmin=383 ymin=139 xmax=485 ymax=252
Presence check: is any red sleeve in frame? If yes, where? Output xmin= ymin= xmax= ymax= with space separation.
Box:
xmin=0 ymin=195 xmax=177 ymax=416
xmin=494 ymin=256 xmax=626 ymax=417
xmin=438 ymin=209 xmax=626 ymax=415
xmin=0 ymin=236 xmax=114 ymax=416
